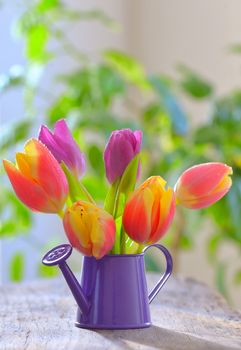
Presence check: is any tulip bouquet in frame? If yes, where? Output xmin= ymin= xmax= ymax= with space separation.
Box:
xmin=3 ymin=119 xmax=233 ymax=259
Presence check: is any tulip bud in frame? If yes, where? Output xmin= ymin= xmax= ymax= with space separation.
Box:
xmin=122 ymin=176 xmax=175 ymax=244
xmin=104 ymin=129 xmax=142 ymax=183
xmin=3 ymin=139 xmax=69 ymax=213
xmin=174 ymin=162 xmax=233 ymax=209
xmin=63 ymin=201 xmax=116 ymax=259
xmin=39 ymin=119 xmax=86 ymax=179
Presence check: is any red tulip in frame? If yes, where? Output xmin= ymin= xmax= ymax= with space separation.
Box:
xmin=3 ymin=139 xmax=68 ymax=213
xmin=63 ymin=201 xmax=116 ymax=259
xmin=122 ymin=176 xmax=175 ymax=244
xmin=174 ymin=162 xmax=232 ymax=209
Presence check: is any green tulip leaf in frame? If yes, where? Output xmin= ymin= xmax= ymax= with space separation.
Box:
xmin=104 ymin=178 xmax=120 ymax=214
xmin=61 ymin=162 xmax=95 ymax=204
xmin=118 ymin=155 xmax=139 ymax=196
xmin=104 ymin=155 xmax=139 ymax=216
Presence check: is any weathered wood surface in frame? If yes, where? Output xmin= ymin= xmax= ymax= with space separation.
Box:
xmin=0 ymin=274 xmax=241 ymax=350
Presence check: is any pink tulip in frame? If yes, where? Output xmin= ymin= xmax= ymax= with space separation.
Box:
xmin=104 ymin=129 xmax=142 ymax=183
xmin=174 ymin=162 xmax=232 ymax=209
xmin=39 ymin=119 xmax=86 ymax=178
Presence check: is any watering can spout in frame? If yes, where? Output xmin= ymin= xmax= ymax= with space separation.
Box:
xmin=42 ymin=244 xmax=90 ymax=316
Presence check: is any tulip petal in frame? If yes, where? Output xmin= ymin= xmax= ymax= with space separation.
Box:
xmin=177 ymin=163 xmax=232 ymax=197
xmin=123 ymin=176 xmax=176 ymax=244
xmin=133 ymin=130 xmax=142 ymax=153
xmin=105 ymin=133 xmax=135 ymax=183
xmin=149 ymin=187 xmax=175 ymax=243
xmin=39 ymin=119 xmax=86 ymax=178
xmin=104 ymin=128 xmax=142 ymax=183
xmin=63 ymin=201 xmax=116 ymax=258
xmin=123 ymin=188 xmax=154 ymax=243
xmin=54 ymin=119 xmax=74 ymax=143
xmin=15 ymin=153 xmax=32 ymax=178
xmin=24 ymin=139 xmax=68 ymax=204
xmin=180 ymin=175 xmax=232 ymax=209
xmin=3 ymin=160 xmax=60 ymax=213
xmin=39 ymin=125 xmax=66 ymax=162
xmin=175 ymin=162 xmax=232 ymax=209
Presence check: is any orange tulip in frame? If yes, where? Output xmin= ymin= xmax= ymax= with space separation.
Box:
xmin=174 ymin=162 xmax=232 ymax=209
xmin=3 ymin=139 xmax=68 ymax=213
xmin=122 ymin=176 xmax=175 ymax=244
xmin=63 ymin=201 xmax=116 ymax=259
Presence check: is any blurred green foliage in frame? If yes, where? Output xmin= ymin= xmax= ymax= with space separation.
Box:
xmin=10 ymin=253 xmax=24 ymax=282
xmin=1 ymin=0 xmax=240 ymax=300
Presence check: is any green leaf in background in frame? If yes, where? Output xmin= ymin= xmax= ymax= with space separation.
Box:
xmin=0 ymin=189 xmax=32 ymax=237
xmin=149 ymin=75 xmax=188 ymax=135
xmin=227 ymin=179 xmax=241 ymax=242
xmin=88 ymin=144 xmax=105 ymax=177
xmin=229 ymin=43 xmax=241 ymax=54
xmin=207 ymin=234 xmax=222 ymax=262
xmin=177 ymin=64 xmax=213 ymax=99
xmin=37 ymin=0 xmax=61 ymax=13
xmin=143 ymin=103 xmax=163 ymax=125
xmin=179 ymin=234 xmax=193 ymax=250
xmin=38 ymin=263 xmax=59 ymax=278
xmin=0 ymin=119 xmax=32 ymax=153
xmin=49 ymin=64 xmax=125 ymax=124
xmin=10 ymin=253 xmax=24 ymax=282
xmin=215 ymin=262 xmax=229 ymax=301
xmin=0 ymin=65 xmax=25 ymax=93
xmin=144 ymin=254 xmax=162 ymax=272
xmin=64 ymin=64 xmax=125 ymax=106
xmin=26 ymin=24 xmax=50 ymax=62
xmin=0 ymin=221 xmax=18 ymax=236
xmin=233 ymin=269 xmax=241 ymax=285
xmin=104 ymin=50 xmax=150 ymax=90
xmin=82 ymin=175 xmax=108 ymax=202
xmin=48 ymin=95 xmax=77 ymax=124
xmin=96 ymin=64 xmax=126 ymax=105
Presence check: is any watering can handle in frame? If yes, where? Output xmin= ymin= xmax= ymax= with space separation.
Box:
xmin=143 ymin=244 xmax=173 ymax=304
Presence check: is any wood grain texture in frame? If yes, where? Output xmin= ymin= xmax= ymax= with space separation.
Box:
xmin=0 ymin=274 xmax=241 ymax=350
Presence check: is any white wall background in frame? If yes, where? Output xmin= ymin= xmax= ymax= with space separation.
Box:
xmin=1 ymin=0 xmax=241 ymax=307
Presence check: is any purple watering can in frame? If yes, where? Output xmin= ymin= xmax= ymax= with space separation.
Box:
xmin=42 ymin=243 xmax=173 ymax=330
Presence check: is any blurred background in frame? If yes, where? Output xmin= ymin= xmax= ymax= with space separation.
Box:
xmin=1 ymin=0 xmax=241 ymax=308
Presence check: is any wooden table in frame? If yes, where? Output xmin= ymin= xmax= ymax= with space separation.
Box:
xmin=0 ymin=274 xmax=241 ymax=350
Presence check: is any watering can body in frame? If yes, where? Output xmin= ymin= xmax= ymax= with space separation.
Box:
xmin=42 ymin=244 xmax=173 ymax=330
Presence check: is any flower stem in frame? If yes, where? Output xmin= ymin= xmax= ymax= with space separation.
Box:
xmin=137 ymin=244 xmax=145 ymax=254
xmin=120 ymin=227 xmax=126 ymax=254
xmin=110 ymin=179 xmax=121 ymax=254
xmin=78 ymin=182 xmax=96 ymax=205
xmin=58 ymin=210 xmax=64 ymax=219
